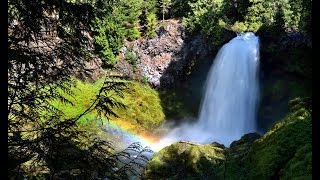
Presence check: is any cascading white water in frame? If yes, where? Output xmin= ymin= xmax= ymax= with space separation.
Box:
xmin=196 ymin=32 xmax=260 ymax=145
xmin=151 ymin=32 xmax=260 ymax=151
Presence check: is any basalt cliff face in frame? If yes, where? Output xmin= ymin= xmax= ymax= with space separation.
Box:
xmin=116 ymin=19 xmax=215 ymax=88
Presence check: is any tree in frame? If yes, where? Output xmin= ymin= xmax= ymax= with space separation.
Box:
xmin=161 ymin=0 xmax=172 ymax=21
xmin=146 ymin=13 xmax=158 ymax=38
xmin=222 ymin=0 xmax=252 ymax=23
xmin=298 ymin=0 xmax=312 ymax=34
xmin=182 ymin=0 xmax=225 ymax=45
xmin=170 ymin=0 xmax=198 ymax=18
xmin=140 ymin=0 xmax=158 ymax=35
xmin=91 ymin=0 xmax=146 ymax=66
xmin=8 ymin=0 xmax=152 ymax=178
xmin=91 ymin=14 xmax=126 ymax=66
xmin=243 ymin=0 xmax=309 ymax=33
xmin=91 ymin=0 xmax=126 ymax=66
xmin=120 ymin=0 xmax=143 ymax=40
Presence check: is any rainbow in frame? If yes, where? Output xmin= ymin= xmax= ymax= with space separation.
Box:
xmin=105 ymin=119 xmax=175 ymax=152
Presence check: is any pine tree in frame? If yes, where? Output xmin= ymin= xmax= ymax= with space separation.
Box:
xmin=146 ymin=13 xmax=158 ymax=38
xmin=121 ymin=0 xmax=143 ymax=40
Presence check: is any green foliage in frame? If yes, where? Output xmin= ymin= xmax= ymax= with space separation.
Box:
xmin=51 ymin=77 xmax=165 ymax=130
xmin=91 ymin=2 xmax=126 ymax=66
xmin=271 ymin=5 xmax=287 ymax=34
xmin=244 ymin=0 xmax=276 ymax=32
xmin=126 ymin=28 xmax=141 ymax=41
xmin=280 ymin=143 xmax=312 ymax=179
xmin=221 ymin=0 xmax=251 ymax=23
xmin=181 ymin=0 xmax=250 ymax=35
xmin=230 ymin=21 xmax=247 ymax=33
xmin=183 ymin=0 xmax=311 ymax=37
xmin=244 ymin=98 xmax=312 ymax=179
xmin=139 ymin=0 xmax=158 ymax=35
xmin=141 ymin=75 xmax=148 ymax=84
xmin=222 ymin=133 xmax=261 ymax=179
xmin=8 ymin=0 xmax=128 ymax=177
xmin=121 ymin=0 xmax=143 ymax=40
xmin=9 ymin=0 xmax=157 ymax=178
xmin=49 ymin=78 xmax=106 ymax=122
xmin=242 ymin=0 xmax=310 ymax=33
xmin=125 ymin=45 xmax=139 ymax=66
xmin=91 ymin=0 xmax=157 ymax=66
xmin=142 ymin=0 xmax=158 ymax=15
xmin=158 ymin=89 xmax=195 ymax=119
xmin=170 ymin=0 xmax=198 ymax=18
xmin=182 ymin=0 xmax=226 ymax=46
xmin=114 ymin=82 xmax=165 ymax=129
xmin=146 ymin=13 xmax=158 ymax=39
xmin=299 ymin=0 xmax=312 ymax=34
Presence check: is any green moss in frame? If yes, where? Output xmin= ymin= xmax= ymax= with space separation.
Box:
xmin=244 ymin=98 xmax=312 ymax=179
xmin=48 ymin=77 xmax=165 ymax=130
xmin=280 ymin=144 xmax=312 ymax=180
xmin=113 ymin=81 xmax=165 ymax=129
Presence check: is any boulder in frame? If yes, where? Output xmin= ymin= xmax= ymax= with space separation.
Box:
xmin=143 ymin=141 xmax=225 ymax=179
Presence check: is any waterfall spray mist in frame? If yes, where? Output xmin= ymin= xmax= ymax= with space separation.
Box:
xmin=150 ymin=32 xmax=260 ymax=151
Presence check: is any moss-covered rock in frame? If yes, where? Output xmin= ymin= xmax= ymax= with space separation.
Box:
xmin=114 ymin=81 xmax=165 ymax=129
xmin=230 ymin=133 xmax=261 ymax=154
xmin=143 ymin=133 xmax=261 ymax=179
xmin=143 ymin=141 xmax=225 ymax=179
xmin=223 ymin=133 xmax=261 ymax=179
xmin=244 ymin=98 xmax=312 ymax=179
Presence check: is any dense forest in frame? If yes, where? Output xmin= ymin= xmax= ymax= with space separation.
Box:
xmin=8 ymin=0 xmax=311 ymax=179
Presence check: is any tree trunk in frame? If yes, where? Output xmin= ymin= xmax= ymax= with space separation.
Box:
xmin=162 ymin=9 xmax=165 ymax=21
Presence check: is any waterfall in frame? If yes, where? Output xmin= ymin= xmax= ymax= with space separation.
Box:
xmin=196 ymin=32 xmax=260 ymax=145
xmin=152 ymin=32 xmax=260 ymax=151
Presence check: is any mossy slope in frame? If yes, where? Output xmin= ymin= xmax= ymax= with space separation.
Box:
xmin=244 ymin=97 xmax=312 ymax=179
xmin=51 ymin=77 xmax=165 ymax=129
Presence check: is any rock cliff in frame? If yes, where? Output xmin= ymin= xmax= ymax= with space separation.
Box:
xmin=116 ymin=19 xmax=214 ymax=87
